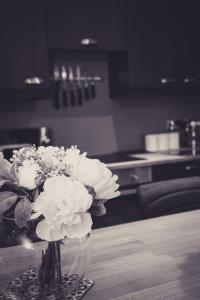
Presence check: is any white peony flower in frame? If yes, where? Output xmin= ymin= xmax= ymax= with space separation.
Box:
xmin=63 ymin=212 xmax=92 ymax=239
xmin=36 ymin=219 xmax=66 ymax=241
xmin=69 ymin=157 xmax=120 ymax=200
xmin=16 ymin=159 xmax=40 ymax=190
xmin=32 ymin=175 xmax=93 ymax=221
xmin=36 ymin=212 xmax=92 ymax=241
xmin=37 ymin=146 xmax=60 ymax=168
xmin=63 ymin=146 xmax=86 ymax=171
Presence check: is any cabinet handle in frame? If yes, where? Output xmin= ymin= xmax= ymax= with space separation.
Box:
xmin=24 ymin=77 xmax=44 ymax=85
xmin=161 ymin=77 xmax=176 ymax=84
xmin=130 ymin=172 xmax=139 ymax=181
xmin=81 ymin=38 xmax=98 ymax=46
xmin=184 ymin=77 xmax=198 ymax=84
xmin=185 ymin=165 xmax=200 ymax=171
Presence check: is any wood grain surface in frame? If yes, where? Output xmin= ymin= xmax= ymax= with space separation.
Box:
xmin=1 ymin=210 xmax=200 ymax=299
xmin=85 ymin=210 xmax=200 ymax=299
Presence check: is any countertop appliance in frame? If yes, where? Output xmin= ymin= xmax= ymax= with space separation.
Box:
xmin=0 ymin=127 xmax=51 ymax=159
xmin=166 ymin=119 xmax=200 ymax=148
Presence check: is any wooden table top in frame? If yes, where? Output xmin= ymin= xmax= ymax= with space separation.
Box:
xmin=85 ymin=210 xmax=200 ymax=300
xmin=1 ymin=210 xmax=200 ymax=299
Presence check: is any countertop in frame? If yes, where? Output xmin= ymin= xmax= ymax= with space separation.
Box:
xmin=85 ymin=209 xmax=200 ymax=300
xmin=92 ymin=149 xmax=200 ymax=170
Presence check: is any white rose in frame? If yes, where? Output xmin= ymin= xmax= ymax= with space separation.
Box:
xmin=33 ymin=175 xmax=93 ymax=221
xmin=70 ymin=157 xmax=120 ymax=200
xmin=36 ymin=212 xmax=92 ymax=241
xmin=17 ymin=160 xmax=40 ymax=190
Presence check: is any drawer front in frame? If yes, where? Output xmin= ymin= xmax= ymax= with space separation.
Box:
xmin=152 ymin=160 xmax=200 ymax=181
xmin=114 ymin=166 xmax=152 ymax=187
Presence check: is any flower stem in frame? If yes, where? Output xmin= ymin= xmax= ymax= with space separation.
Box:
xmin=38 ymin=241 xmax=62 ymax=293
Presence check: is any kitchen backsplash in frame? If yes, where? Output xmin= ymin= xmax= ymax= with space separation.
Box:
xmin=0 ymin=53 xmax=200 ymax=153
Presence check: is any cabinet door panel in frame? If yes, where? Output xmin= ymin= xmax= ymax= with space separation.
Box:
xmin=0 ymin=1 xmax=48 ymax=90
xmin=181 ymin=1 xmax=200 ymax=83
xmin=128 ymin=0 xmax=200 ymax=89
xmin=168 ymin=1 xmax=200 ymax=85
xmin=128 ymin=0 xmax=166 ymax=88
xmin=152 ymin=161 xmax=200 ymax=181
xmin=0 ymin=2 xmax=33 ymax=89
xmin=46 ymin=0 xmax=127 ymax=50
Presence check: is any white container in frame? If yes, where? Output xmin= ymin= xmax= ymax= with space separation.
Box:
xmin=157 ymin=133 xmax=169 ymax=151
xmin=168 ymin=132 xmax=180 ymax=150
xmin=145 ymin=134 xmax=158 ymax=152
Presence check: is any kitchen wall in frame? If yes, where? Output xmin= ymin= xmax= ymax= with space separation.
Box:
xmin=0 ymin=53 xmax=200 ymax=154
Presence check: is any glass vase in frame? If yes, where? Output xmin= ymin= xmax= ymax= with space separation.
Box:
xmin=0 ymin=234 xmax=92 ymax=299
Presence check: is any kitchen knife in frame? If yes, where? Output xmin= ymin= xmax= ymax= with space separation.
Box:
xmin=53 ymin=65 xmax=61 ymax=109
xmin=69 ymin=66 xmax=76 ymax=107
xmin=83 ymin=73 xmax=90 ymax=101
xmin=90 ymin=77 xmax=96 ymax=98
xmin=76 ymin=65 xmax=83 ymax=106
xmin=61 ymin=65 xmax=68 ymax=107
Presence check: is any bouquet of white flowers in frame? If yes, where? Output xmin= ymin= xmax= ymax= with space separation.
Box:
xmin=0 ymin=145 xmax=120 ymax=293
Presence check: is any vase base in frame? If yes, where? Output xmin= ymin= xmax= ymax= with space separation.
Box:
xmin=0 ymin=269 xmax=94 ymax=300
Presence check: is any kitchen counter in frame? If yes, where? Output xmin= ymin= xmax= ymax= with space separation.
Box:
xmin=85 ymin=209 xmax=200 ymax=299
xmin=92 ymin=149 xmax=200 ymax=170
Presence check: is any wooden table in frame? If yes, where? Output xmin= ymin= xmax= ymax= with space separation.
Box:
xmin=1 ymin=210 xmax=200 ymax=299
xmin=85 ymin=210 xmax=200 ymax=300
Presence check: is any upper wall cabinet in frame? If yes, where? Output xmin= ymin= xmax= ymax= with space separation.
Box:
xmin=128 ymin=0 xmax=200 ymax=89
xmin=171 ymin=1 xmax=200 ymax=85
xmin=0 ymin=0 xmax=49 ymax=91
xmin=128 ymin=0 xmax=166 ymax=88
xmin=46 ymin=0 xmax=127 ymax=51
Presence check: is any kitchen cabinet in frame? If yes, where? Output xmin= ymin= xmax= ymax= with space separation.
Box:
xmin=114 ymin=166 xmax=152 ymax=188
xmin=152 ymin=160 xmax=200 ymax=181
xmin=128 ymin=0 xmax=166 ymax=88
xmin=128 ymin=0 xmax=200 ymax=89
xmin=173 ymin=1 xmax=200 ymax=86
xmin=46 ymin=0 xmax=127 ymax=51
xmin=0 ymin=1 xmax=49 ymax=91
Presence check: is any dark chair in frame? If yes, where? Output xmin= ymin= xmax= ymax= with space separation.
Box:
xmin=137 ymin=176 xmax=200 ymax=218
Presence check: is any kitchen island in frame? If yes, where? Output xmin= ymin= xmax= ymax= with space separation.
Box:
xmin=86 ymin=210 xmax=200 ymax=299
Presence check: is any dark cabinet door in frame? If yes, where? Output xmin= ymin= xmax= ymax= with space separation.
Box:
xmin=152 ymin=160 xmax=200 ymax=181
xmin=0 ymin=0 xmax=49 ymax=90
xmin=179 ymin=1 xmax=200 ymax=86
xmin=128 ymin=0 xmax=200 ymax=89
xmin=128 ymin=0 xmax=167 ymax=88
xmin=167 ymin=1 xmax=200 ymax=87
xmin=46 ymin=0 xmax=127 ymax=51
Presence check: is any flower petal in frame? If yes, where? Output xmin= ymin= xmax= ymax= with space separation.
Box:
xmin=36 ymin=220 xmax=65 ymax=241
xmin=64 ymin=213 xmax=92 ymax=239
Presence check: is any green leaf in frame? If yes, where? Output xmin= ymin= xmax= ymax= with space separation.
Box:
xmin=0 ymin=191 xmax=18 ymax=217
xmin=1 ymin=181 xmax=30 ymax=199
xmin=0 ymin=158 xmax=14 ymax=180
xmin=0 ymin=179 xmax=7 ymax=188
xmin=14 ymin=197 xmax=32 ymax=228
xmin=10 ymin=162 xmax=18 ymax=181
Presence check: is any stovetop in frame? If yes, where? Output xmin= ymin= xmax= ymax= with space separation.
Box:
xmin=90 ymin=152 xmax=144 ymax=164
